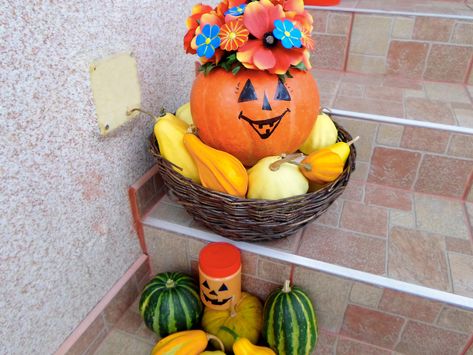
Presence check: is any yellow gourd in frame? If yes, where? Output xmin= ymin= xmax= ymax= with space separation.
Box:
xmin=154 ymin=113 xmax=200 ymax=183
xmin=183 ymin=133 xmax=248 ymax=198
xmin=247 ymin=155 xmax=308 ymax=200
xmin=299 ymin=149 xmax=344 ymax=183
xmin=176 ymin=102 xmax=194 ymax=125
xmin=151 ymin=330 xmax=224 ymax=355
xmin=200 ymin=352 xmax=226 ymax=355
xmin=299 ymin=112 xmax=338 ymax=154
xmin=202 ymin=292 xmax=263 ymax=353
xmin=325 ymin=136 xmax=359 ymax=163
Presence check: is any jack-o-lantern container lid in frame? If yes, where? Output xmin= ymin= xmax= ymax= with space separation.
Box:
xmin=199 ymin=243 xmax=241 ymax=278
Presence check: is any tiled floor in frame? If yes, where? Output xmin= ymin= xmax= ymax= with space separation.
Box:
xmin=314 ymin=68 xmax=473 ymax=128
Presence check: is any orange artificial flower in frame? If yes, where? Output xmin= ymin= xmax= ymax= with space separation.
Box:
xmin=219 ymin=20 xmax=249 ymax=51
xmin=184 ymin=4 xmax=213 ymax=54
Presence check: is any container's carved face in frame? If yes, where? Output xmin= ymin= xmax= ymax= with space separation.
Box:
xmin=201 ymin=280 xmax=233 ymax=306
xmin=237 ymin=78 xmax=292 ymax=140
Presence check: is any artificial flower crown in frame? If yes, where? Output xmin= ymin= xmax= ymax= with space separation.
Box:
xmin=184 ymin=0 xmax=315 ymax=76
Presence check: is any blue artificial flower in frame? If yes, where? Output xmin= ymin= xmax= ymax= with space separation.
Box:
xmin=273 ymin=19 xmax=302 ymax=49
xmin=196 ymin=24 xmax=221 ymax=59
xmin=225 ymin=4 xmax=247 ymax=16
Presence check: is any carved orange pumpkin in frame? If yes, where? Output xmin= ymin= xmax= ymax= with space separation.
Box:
xmin=190 ymin=68 xmax=320 ymax=166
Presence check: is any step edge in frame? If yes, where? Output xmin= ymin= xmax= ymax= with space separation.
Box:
xmin=143 ymin=216 xmax=473 ymax=310
xmin=305 ymin=5 xmax=473 ymax=21
xmin=328 ymin=108 xmax=473 ymax=135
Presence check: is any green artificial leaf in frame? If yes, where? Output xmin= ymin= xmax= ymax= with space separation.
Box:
xmin=278 ymin=74 xmax=286 ymax=83
xmin=200 ymin=62 xmax=216 ymax=76
xmin=292 ymin=61 xmax=307 ymax=71
xmin=232 ymin=65 xmax=241 ymax=75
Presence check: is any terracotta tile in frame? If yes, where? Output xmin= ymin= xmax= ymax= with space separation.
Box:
xmin=331 ymin=117 xmax=378 ymax=162
xmin=400 ymin=127 xmax=450 ymax=153
xmin=135 ymin=324 xmax=160 ymax=345
xmin=336 ymin=337 xmax=391 ymax=355
xmin=313 ymin=330 xmax=337 ymax=355
xmin=469 ymin=70 xmax=473 ymax=85
xmin=424 ymin=44 xmax=473 ymax=83
xmin=327 ymin=12 xmax=352 ymax=35
xmin=351 ymin=161 xmax=369 ymax=181
xmin=300 ymin=224 xmax=386 ymax=274
xmin=424 ymin=82 xmax=471 ymax=104
xmin=350 ymin=14 xmax=392 ymax=56
xmin=241 ymin=251 xmax=258 ymax=276
xmin=390 ymin=209 xmax=416 ymax=229
xmin=340 ymin=201 xmax=388 ymax=237
xmin=95 ymin=329 xmax=154 ymax=354
xmin=383 ymin=76 xmax=423 ymax=90
xmin=368 ymin=147 xmax=421 ymax=189
xmin=190 ymin=259 xmax=199 ymax=279
xmin=334 ymin=95 xmax=404 ymax=118
xmin=317 ymin=78 xmax=340 ymax=96
xmin=437 ymin=306 xmax=473 ymax=334
xmin=395 ymin=321 xmax=469 ymax=355
xmin=414 ymin=155 xmax=473 ymax=198
xmin=341 ymin=179 xmax=364 ymax=201
xmin=404 ymin=88 xmax=426 ymax=98
xmin=310 ymin=10 xmax=328 ymax=33
xmin=346 ymin=54 xmax=386 ymax=75
xmin=388 ymin=227 xmax=450 ymax=291
xmin=144 ymin=228 xmax=190 ymax=274
xmin=312 ymin=34 xmax=348 ymax=70
xmin=454 ymin=108 xmax=473 ymax=128
xmin=114 ymin=309 xmax=143 ymax=334
xmin=376 ymin=124 xmax=404 ymax=147
xmin=349 ymin=282 xmax=383 ymax=308
xmin=66 ymin=314 xmax=106 ymax=355
xmin=256 ymin=228 xmax=302 ymax=252
xmin=338 ymin=82 xmax=364 ymax=97
xmin=448 ymin=134 xmax=473 ymax=158
xmin=257 ymin=257 xmax=291 ymax=284
xmin=83 ymin=329 xmax=108 ymax=355
xmin=386 ymin=41 xmax=429 ymax=79
xmin=415 ymin=194 xmax=469 ymax=240
xmin=340 ymin=304 xmax=405 ymax=349
xmin=392 ymin=16 xmax=415 ymax=39
xmin=379 ymin=289 xmax=442 ymax=323
xmin=314 ymin=199 xmax=342 ymax=227
xmin=449 ymin=253 xmax=473 ymax=297
xmin=413 ymin=17 xmax=455 ymax=41
xmin=343 ymin=72 xmax=385 ymax=86
xmin=241 ymin=274 xmax=278 ymax=302
xmin=187 ymin=238 xmax=207 ymax=260
xmin=134 ymin=259 xmax=151 ymax=288
xmin=103 ymin=276 xmax=140 ymax=326
xmin=452 ymin=22 xmax=473 ymax=45
xmin=446 ymin=237 xmax=473 ymax=255
xmin=293 ymin=267 xmax=352 ymax=332
xmin=405 ymin=98 xmax=456 ymax=124
xmin=364 ymin=85 xmax=404 ymax=102
xmin=137 ymin=178 xmax=157 ymax=215
xmin=312 ymin=68 xmax=344 ymax=82
xmin=364 ymin=184 xmax=412 ymax=211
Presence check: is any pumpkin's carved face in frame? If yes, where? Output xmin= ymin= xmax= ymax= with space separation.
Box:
xmin=201 ymin=279 xmax=234 ymax=307
xmin=191 ymin=68 xmax=319 ymax=166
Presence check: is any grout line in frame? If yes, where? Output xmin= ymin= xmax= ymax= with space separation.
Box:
xmin=342 ymin=11 xmax=355 ymax=71
xmin=421 ymin=42 xmax=433 ymax=80
xmin=464 ymin=55 xmax=473 ymax=85
xmin=304 ymin=6 xmax=473 ymax=21
xmin=144 ymin=218 xmax=473 ymax=310
xmin=444 ymin=236 xmax=455 ymax=294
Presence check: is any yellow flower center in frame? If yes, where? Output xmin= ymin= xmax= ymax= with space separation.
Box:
xmin=284 ymin=31 xmax=291 ymax=37
xmin=229 ymin=32 xmax=236 ymax=40
xmin=205 ymin=38 xmax=211 ymax=45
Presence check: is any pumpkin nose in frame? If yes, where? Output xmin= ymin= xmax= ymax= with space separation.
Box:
xmin=262 ymin=92 xmax=272 ymax=111
xmin=209 ymin=290 xmax=218 ymax=296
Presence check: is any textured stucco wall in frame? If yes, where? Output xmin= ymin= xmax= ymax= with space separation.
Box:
xmin=0 ymin=1 xmax=216 ymax=353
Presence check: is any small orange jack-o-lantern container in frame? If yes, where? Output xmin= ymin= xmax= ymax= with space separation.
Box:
xmin=198 ymin=242 xmax=241 ymax=311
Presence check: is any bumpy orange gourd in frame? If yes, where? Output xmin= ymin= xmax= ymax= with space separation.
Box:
xmin=191 ymin=68 xmax=320 ymax=166
xmin=151 ymin=330 xmax=224 ymax=355
xmin=183 ymin=133 xmax=248 ymax=198
xmin=299 ymin=149 xmax=344 ymax=183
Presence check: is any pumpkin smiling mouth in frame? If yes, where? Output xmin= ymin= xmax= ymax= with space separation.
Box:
xmin=238 ymin=108 xmax=291 ymax=139
xmin=202 ymin=291 xmax=233 ymax=306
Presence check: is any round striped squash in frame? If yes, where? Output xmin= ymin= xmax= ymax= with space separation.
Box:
xmin=139 ymin=272 xmax=203 ymax=337
xmin=262 ymin=280 xmax=318 ymax=355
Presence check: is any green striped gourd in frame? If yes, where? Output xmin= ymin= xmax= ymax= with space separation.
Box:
xmin=262 ymin=280 xmax=318 ymax=355
xmin=139 ymin=272 xmax=203 ymax=337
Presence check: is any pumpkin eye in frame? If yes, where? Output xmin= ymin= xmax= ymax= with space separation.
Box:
xmin=238 ymin=79 xmax=258 ymax=102
xmin=202 ymin=280 xmax=210 ymax=289
xmin=218 ymin=284 xmax=228 ymax=291
xmin=274 ymin=79 xmax=291 ymax=101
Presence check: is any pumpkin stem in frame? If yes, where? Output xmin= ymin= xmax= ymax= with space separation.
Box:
xmin=282 ymin=280 xmax=292 ymax=293
xmin=127 ymin=108 xmax=159 ymax=121
xmin=346 ymin=136 xmax=360 ymax=146
xmin=269 ymin=153 xmax=304 ymax=171
xmin=206 ymin=333 xmax=225 ymax=351
xmin=165 ymin=279 xmax=175 ymax=288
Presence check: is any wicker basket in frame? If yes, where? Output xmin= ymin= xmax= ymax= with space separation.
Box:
xmin=150 ymin=122 xmax=356 ymax=242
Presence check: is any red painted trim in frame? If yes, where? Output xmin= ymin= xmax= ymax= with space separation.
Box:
xmin=462 ymin=170 xmax=473 ymax=202
xmin=342 ymin=12 xmax=355 ymax=72
xmin=461 ymin=333 xmax=473 ymax=355
xmin=129 ymin=186 xmax=148 ymax=254
xmin=464 ymin=54 xmax=473 ymax=85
